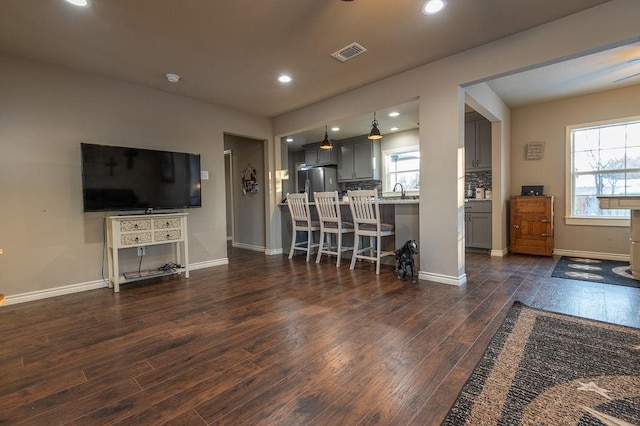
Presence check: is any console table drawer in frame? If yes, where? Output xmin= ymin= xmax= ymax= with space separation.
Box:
xmin=120 ymin=219 xmax=152 ymax=232
xmin=121 ymin=232 xmax=153 ymax=246
xmin=154 ymin=229 xmax=182 ymax=241
xmin=106 ymin=212 xmax=189 ymax=293
xmin=154 ymin=217 xmax=182 ymax=229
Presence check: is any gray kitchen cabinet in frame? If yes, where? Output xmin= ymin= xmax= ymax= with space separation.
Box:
xmin=465 ymin=113 xmax=492 ymax=171
xmin=304 ymin=142 xmax=337 ymax=166
xmin=465 ymin=200 xmax=491 ymax=249
xmin=338 ymin=137 xmax=380 ymax=181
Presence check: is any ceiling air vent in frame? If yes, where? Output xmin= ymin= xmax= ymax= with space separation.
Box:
xmin=331 ymin=42 xmax=367 ymax=62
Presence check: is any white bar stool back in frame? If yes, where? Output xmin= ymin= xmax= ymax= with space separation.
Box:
xmin=347 ymin=189 xmax=395 ymax=274
xmin=314 ymin=191 xmax=354 ymax=267
xmin=287 ymin=193 xmax=320 ymax=262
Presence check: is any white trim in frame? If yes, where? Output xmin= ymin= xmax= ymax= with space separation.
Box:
xmin=3 ymin=279 xmax=108 ymax=306
xmin=490 ymin=248 xmax=508 ymax=257
xmin=565 ymin=115 xmax=640 ymax=224
xmin=552 ymin=249 xmax=629 ymax=262
xmin=3 ymin=258 xmax=230 ymax=305
xmin=381 ymin=145 xmax=420 ymax=195
xmin=231 ymin=241 xmax=265 ymax=252
xmin=224 ymin=149 xmax=235 ymax=244
xmin=265 ymin=248 xmax=284 ymax=255
xmin=564 ymin=216 xmax=629 ymax=227
xmin=189 ymin=258 xmax=229 ymax=270
xmin=418 ymin=270 xmax=466 ymax=286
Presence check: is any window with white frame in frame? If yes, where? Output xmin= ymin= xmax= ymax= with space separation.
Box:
xmin=566 ymin=116 xmax=640 ymax=225
xmin=382 ymin=147 xmax=420 ymax=196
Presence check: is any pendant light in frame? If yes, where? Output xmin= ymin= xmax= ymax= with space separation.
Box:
xmin=368 ymin=112 xmax=382 ymax=140
xmin=320 ymin=125 xmax=332 ymax=149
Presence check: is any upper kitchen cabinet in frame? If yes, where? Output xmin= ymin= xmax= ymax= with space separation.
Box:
xmin=338 ymin=137 xmax=381 ymax=181
xmin=304 ymin=142 xmax=338 ymax=166
xmin=465 ymin=112 xmax=492 ymax=171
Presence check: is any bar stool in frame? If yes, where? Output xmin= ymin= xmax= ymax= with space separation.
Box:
xmin=347 ymin=189 xmax=395 ymax=274
xmin=287 ymin=193 xmax=320 ymax=262
xmin=314 ymin=191 xmax=354 ymax=267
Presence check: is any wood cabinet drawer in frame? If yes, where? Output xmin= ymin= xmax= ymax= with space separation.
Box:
xmin=154 ymin=229 xmax=182 ymax=241
xmin=121 ymin=232 xmax=152 ymax=246
xmin=120 ymin=219 xmax=151 ymax=232
xmin=154 ymin=218 xmax=182 ymax=229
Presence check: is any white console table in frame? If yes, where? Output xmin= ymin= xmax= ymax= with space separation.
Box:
xmin=106 ymin=213 xmax=189 ymax=292
xmin=597 ymin=196 xmax=639 ymax=278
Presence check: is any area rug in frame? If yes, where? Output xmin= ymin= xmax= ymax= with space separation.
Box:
xmin=442 ymin=302 xmax=640 ymax=425
xmin=551 ymin=256 xmax=640 ymax=288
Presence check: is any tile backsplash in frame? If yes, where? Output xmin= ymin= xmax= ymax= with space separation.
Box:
xmin=340 ymin=180 xmax=382 ymax=195
xmin=466 ymin=170 xmax=492 ymax=191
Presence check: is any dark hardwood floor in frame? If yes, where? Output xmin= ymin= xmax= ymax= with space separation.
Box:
xmin=1 ymin=247 xmax=639 ymax=425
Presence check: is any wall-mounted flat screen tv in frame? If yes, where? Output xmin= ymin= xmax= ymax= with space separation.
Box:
xmin=81 ymin=143 xmax=201 ymax=212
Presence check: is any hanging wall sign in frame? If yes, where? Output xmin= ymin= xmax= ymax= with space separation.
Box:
xmin=526 ymin=142 xmax=545 ymax=160
xmin=241 ymin=164 xmax=258 ymax=195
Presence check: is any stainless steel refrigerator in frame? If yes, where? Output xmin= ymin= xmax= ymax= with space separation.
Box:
xmin=297 ymin=167 xmax=338 ymax=201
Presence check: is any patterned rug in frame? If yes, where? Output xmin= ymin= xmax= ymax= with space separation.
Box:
xmin=551 ymin=256 xmax=640 ymax=288
xmin=442 ymin=302 xmax=640 ymax=425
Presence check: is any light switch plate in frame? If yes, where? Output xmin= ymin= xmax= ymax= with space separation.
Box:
xmin=201 ymin=171 xmax=209 ymax=180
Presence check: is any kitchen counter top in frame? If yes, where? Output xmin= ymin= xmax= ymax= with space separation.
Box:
xmin=279 ymin=197 xmax=419 ymax=206
xmin=465 ymin=198 xmax=492 ymax=202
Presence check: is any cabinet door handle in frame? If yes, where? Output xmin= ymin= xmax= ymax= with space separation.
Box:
xmin=541 ymin=219 xmax=550 ymax=223
xmin=134 ymin=224 xmax=139 ymax=229
xmin=166 ymin=234 xmax=171 ymax=239
xmin=541 ymin=233 xmax=551 ymax=237
xmin=513 ymin=224 xmax=520 ymax=229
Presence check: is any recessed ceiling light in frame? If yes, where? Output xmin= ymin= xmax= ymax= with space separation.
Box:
xmin=422 ymin=0 xmax=446 ymax=15
xmin=390 ymin=127 xmax=399 ymax=131
xmin=388 ymin=112 xmax=400 ymax=117
xmin=165 ymin=73 xmax=180 ymax=83
xmin=65 ymin=0 xmax=89 ymax=6
xmin=286 ymin=138 xmax=293 ymax=142
xmin=278 ymin=75 xmax=292 ymax=83
xmin=331 ymin=127 xmax=340 ymax=132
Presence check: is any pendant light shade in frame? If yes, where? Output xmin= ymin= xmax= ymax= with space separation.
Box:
xmin=320 ymin=125 xmax=332 ymax=149
xmin=368 ymin=112 xmax=382 ymax=140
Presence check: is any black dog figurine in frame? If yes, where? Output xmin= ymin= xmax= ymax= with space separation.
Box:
xmin=396 ymin=239 xmax=418 ymax=283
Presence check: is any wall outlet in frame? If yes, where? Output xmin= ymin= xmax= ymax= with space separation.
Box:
xmin=137 ymin=247 xmax=145 ymax=256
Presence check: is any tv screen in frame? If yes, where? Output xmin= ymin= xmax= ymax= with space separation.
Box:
xmin=81 ymin=143 xmax=201 ymax=212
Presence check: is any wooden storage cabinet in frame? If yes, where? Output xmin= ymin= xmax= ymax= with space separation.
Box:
xmin=338 ymin=138 xmax=381 ymax=181
xmin=465 ymin=113 xmax=492 ymax=171
xmin=510 ymin=196 xmax=554 ymax=256
xmin=106 ymin=213 xmax=189 ymax=292
xmin=465 ymin=200 xmax=491 ymax=249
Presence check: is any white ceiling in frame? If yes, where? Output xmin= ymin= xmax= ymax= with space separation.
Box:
xmin=1 ymin=0 xmax=638 ymax=149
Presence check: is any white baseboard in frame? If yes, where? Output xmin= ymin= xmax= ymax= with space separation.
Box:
xmin=418 ymin=271 xmax=466 ymax=286
xmin=491 ymin=248 xmax=508 ymax=257
xmin=551 ymin=249 xmax=629 ymax=262
xmin=231 ymin=242 xmax=265 ymax=252
xmin=3 ymin=279 xmax=108 ymax=306
xmin=3 ymin=258 xmax=230 ymax=305
xmin=265 ymin=248 xmax=283 ymax=256
xmin=189 ymin=258 xmax=229 ymax=270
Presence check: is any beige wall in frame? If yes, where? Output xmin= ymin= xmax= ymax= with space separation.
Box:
xmin=511 ymin=84 xmax=640 ymax=257
xmin=0 ymin=54 xmax=272 ymax=299
xmin=273 ymin=1 xmax=640 ymax=284
xmin=381 ymin=128 xmax=419 ymax=152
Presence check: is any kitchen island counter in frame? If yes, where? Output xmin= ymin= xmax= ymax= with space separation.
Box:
xmin=279 ymin=197 xmax=419 ymax=269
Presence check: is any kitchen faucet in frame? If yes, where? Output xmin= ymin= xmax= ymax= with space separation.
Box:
xmin=393 ymin=182 xmax=406 ymax=199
